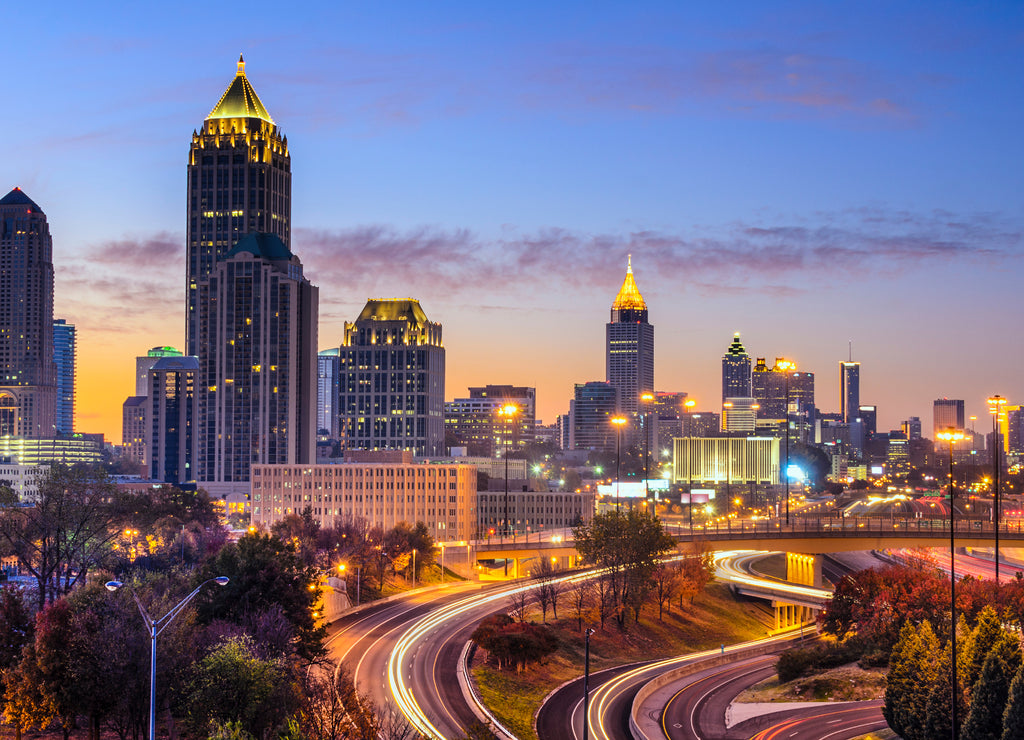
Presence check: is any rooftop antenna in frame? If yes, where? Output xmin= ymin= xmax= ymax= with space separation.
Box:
xmin=848 ymin=340 xmax=852 ymax=363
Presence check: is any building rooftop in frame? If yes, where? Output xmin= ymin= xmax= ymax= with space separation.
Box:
xmin=356 ymin=299 xmax=431 ymax=325
xmin=207 ymin=55 xmax=275 ymax=124
xmin=227 ymin=232 xmax=293 ymax=261
xmin=611 ymin=255 xmax=647 ymax=311
xmin=0 ymin=187 xmax=42 ymax=213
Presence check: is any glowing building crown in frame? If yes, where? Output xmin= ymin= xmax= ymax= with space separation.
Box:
xmin=611 ymin=254 xmax=647 ymax=311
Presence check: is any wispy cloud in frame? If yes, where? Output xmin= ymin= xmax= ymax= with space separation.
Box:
xmin=58 ymin=207 xmax=1017 ymax=332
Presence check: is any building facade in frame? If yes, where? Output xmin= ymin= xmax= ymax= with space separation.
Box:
xmin=148 ymin=356 xmax=199 ymax=485
xmin=122 ymin=396 xmax=147 ymax=465
xmin=52 ymin=319 xmax=75 ymax=436
xmin=250 ymin=460 xmax=476 ymax=541
xmin=137 ymin=346 xmax=183 ymax=397
xmin=0 ymin=189 xmax=57 ymax=438
xmin=476 ymin=490 xmax=595 ymax=537
xmin=934 ymin=399 xmax=965 ymax=437
xmin=606 ymin=257 xmax=653 ymax=416
xmin=673 ymin=437 xmax=780 ymax=485
xmin=0 ymin=436 xmax=103 ymax=466
xmin=197 ymin=233 xmax=318 ymax=498
xmin=317 ymin=349 xmax=341 ymax=440
xmin=186 ymin=57 xmax=291 ymax=357
xmin=840 ymin=361 xmax=860 ymax=424
xmin=338 ymin=299 xmax=445 ymax=456
xmin=570 ymin=381 xmax=618 ymax=451
xmin=722 ymin=333 xmax=751 ymax=402
xmin=444 ymin=385 xmax=536 ymax=457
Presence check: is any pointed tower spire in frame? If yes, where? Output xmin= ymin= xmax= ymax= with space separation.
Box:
xmin=207 ymin=56 xmax=274 ymax=123
xmin=612 ymin=255 xmax=647 ymax=313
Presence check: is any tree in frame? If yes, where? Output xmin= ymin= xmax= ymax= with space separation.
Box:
xmin=651 ymin=562 xmax=678 ymax=620
xmin=384 ymin=522 xmax=436 ymax=582
xmin=0 ymin=466 xmax=128 ymax=609
xmin=573 ymin=510 xmax=674 ymax=630
xmin=470 ymin=614 xmax=558 ymax=672
xmin=195 ymin=532 xmax=326 ymax=661
xmin=533 ymin=557 xmax=563 ymax=623
xmin=1002 ymin=662 xmax=1024 ymax=740
xmin=183 ymin=635 xmax=298 ymax=739
xmin=271 ymin=508 xmax=321 ymax=567
xmin=568 ymin=577 xmax=593 ymax=631
xmin=964 ymin=606 xmax=1007 ymax=697
xmin=298 ymin=662 xmax=381 ymax=740
xmin=962 ymin=650 xmax=1014 ymax=740
xmin=885 ymin=620 xmax=939 ymax=740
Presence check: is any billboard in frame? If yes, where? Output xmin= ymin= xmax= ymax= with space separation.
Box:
xmin=596 ymin=479 xmax=669 ymax=498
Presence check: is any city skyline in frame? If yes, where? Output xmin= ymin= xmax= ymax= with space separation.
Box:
xmin=3 ymin=1 xmax=1022 ymax=442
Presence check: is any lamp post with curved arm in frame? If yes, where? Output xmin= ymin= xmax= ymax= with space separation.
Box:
xmin=988 ymin=395 xmax=1007 ymax=583
xmin=937 ymin=426 xmax=965 ymax=740
xmin=775 ymin=360 xmax=795 ymax=525
xmin=106 ymin=577 xmax=230 ymax=740
xmin=640 ymin=392 xmax=655 ymax=504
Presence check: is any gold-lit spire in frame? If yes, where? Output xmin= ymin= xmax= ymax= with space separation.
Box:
xmin=612 ymin=254 xmax=647 ymax=311
xmin=207 ymin=55 xmax=275 ymax=123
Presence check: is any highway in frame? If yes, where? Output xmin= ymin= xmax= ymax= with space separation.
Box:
xmin=747 ymin=702 xmax=886 ymax=740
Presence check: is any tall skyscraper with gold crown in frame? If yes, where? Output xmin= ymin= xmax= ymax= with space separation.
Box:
xmin=606 ymin=256 xmax=654 ymax=416
xmin=186 ymin=56 xmax=291 ymax=356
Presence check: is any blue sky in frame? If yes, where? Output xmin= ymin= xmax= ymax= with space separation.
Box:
xmin=3 ymin=1 xmax=1022 ymax=439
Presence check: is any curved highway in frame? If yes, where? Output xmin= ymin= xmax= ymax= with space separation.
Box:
xmin=748 ymin=702 xmax=886 ymax=740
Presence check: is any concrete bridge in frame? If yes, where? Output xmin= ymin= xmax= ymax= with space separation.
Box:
xmin=473 ymin=515 xmax=1024 ymax=567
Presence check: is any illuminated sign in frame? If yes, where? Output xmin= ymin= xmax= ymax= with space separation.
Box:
xmin=596 ymin=479 xmax=668 ymax=498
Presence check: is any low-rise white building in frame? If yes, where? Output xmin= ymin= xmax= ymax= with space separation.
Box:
xmin=476 ymin=490 xmax=595 ymax=537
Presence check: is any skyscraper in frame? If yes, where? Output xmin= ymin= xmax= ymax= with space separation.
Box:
xmin=186 ymin=56 xmax=291 ymax=356
xmin=606 ymin=256 xmax=654 ymax=416
xmin=338 ymin=299 xmax=445 ymax=456
xmin=197 ymin=233 xmax=318 ymax=497
xmin=317 ymin=349 xmax=341 ymax=440
xmin=0 ymin=189 xmax=57 ymax=438
xmin=933 ymin=399 xmax=965 ymax=437
xmin=137 ymin=346 xmax=183 ymax=397
xmin=52 ymin=319 xmax=75 ymax=435
xmin=840 ymin=361 xmax=860 ymax=424
xmin=722 ymin=333 xmax=751 ymax=402
xmin=570 ymin=381 xmax=618 ymax=451
xmin=148 ymin=356 xmax=199 ymax=485
xmin=444 ymin=385 xmax=536 ymax=457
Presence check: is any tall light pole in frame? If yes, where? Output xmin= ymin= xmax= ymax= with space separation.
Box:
xmin=641 ymin=392 xmax=655 ymax=505
xmin=497 ymin=403 xmax=519 ymax=540
xmin=106 ymin=577 xmax=230 ymax=740
xmin=776 ymin=360 xmax=795 ymax=525
xmin=583 ymin=627 xmax=596 ymax=740
xmin=611 ymin=416 xmax=628 ymax=512
xmin=988 ymin=395 xmax=1007 ymax=584
xmin=684 ymin=399 xmax=696 ymax=532
xmin=937 ymin=426 xmax=965 ymax=740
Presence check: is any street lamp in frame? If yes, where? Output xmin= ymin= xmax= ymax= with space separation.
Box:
xmin=684 ymin=399 xmax=696 ymax=533
xmin=641 ymin=392 xmax=655 ymax=505
xmin=775 ymin=359 xmax=795 ymax=525
xmin=988 ymin=395 xmax=1007 ymax=584
xmin=583 ymin=627 xmax=596 ymax=740
xmin=937 ymin=426 xmax=965 ymax=740
xmin=611 ymin=416 xmax=628 ymax=512
xmin=106 ymin=576 xmax=230 ymax=740
xmin=497 ymin=403 xmax=519 ymax=541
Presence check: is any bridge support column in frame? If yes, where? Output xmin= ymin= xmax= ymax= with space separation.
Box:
xmin=786 ymin=553 xmax=823 ymax=588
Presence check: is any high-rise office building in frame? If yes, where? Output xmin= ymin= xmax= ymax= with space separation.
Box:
xmin=723 ymin=398 xmax=758 ymax=433
xmin=752 ymin=358 xmax=814 ymax=441
xmin=570 ymin=381 xmax=618 ymax=452
xmin=722 ymin=333 xmax=751 ymax=402
xmin=317 ymin=349 xmax=341 ymax=440
xmin=52 ymin=319 xmax=75 ymax=435
xmin=840 ymin=361 xmax=860 ymax=424
xmin=933 ymin=399 xmax=965 ymax=437
xmin=122 ymin=396 xmax=147 ymax=465
xmin=338 ymin=299 xmax=445 ymax=456
xmin=186 ymin=57 xmax=291 ymax=356
xmin=445 ymin=385 xmax=536 ymax=457
xmin=901 ymin=416 xmax=922 ymax=441
xmin=858 ymin=405 xmax=877 ymax=437
xmin=148 ymin=356 xmax=199 ymax=485
xmin=137 ymin=346 xmax=183 ymax=397
xmin=196 ymin=233 xmax=318 ymax=498
xmin=606 ymin=256 xmax=653 ymax=416
xmin=0 ymin=189 xmax=57 ymax=438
